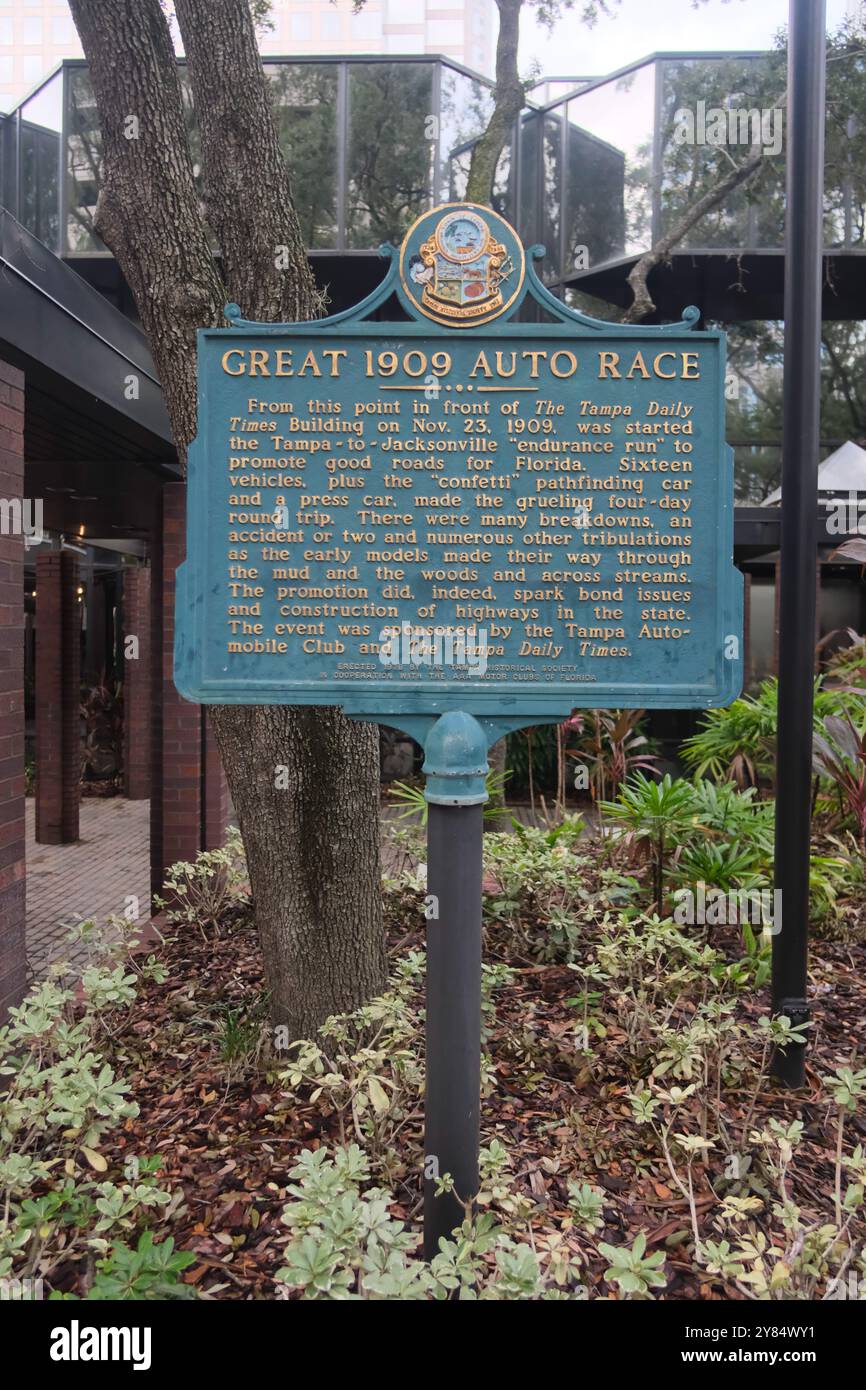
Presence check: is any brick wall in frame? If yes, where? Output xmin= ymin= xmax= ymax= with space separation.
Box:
xmin=0 ymin=360 xmax=26 ymax=1017
xmin=35 ymin=550 xmax=80 ymax=844
xmin=152 ymin=484 xmax=200 ymax=894
xmin=122 ymin=565 xmax=151 ymax=799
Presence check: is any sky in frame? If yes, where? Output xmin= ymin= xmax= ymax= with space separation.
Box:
xmin=519 ymin=0 xmax=858 ymax=79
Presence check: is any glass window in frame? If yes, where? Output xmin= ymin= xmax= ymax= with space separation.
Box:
xmin=438 ymin=66 xmax=493 ymax=200
xmin=395 ymin=0 xmax=426 ymax=21
xmin=23 ymin=17 xmax=43 ymax=44
xmin=541 ymin=113 xmax=563 ymax=281
xmin=517 ymin=112 xmax=541 ymax=247
xmin=350 ymin=11 xmax=382 ymax=43
xmin=824 ymin=37 xmax=866 ymax=250
xmin=563 ymin=96 xmax=627 ymax=272
xmin=746 ymin=575 xmax=776 ymax=685
xmin=265 ymin=63 xmax=338 ymax=249
xmin=658 ymin=56 xmax=786 ymax=252
xmin=561 ymin=62 xmax=657 ymax=260
xmin=491 ymin=137 xmax=514 ymax=223
xmin=20 ymin=71 xmax=62 ymax=250
xmin=65 ymin=65 xmax=104 ymax=252
xmin=346 ymin=62 xmax=433 ymax=248
xmin=429 ymin=20 xmax=464 ymax=46
xmin=52 ymin=16 xmax=78 ymax=46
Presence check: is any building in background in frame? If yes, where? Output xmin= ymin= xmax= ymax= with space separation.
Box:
xmin=0 ymin=0 xmax=496 ymax=111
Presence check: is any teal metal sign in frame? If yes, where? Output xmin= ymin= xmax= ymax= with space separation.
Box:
xmin=175 ymin=203 xmax=742 ymax=729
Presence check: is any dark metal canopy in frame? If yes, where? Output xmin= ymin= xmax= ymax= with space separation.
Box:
xmin=0 ymin=208 xmax=177 ymax=537
xmin=567 ymin=249 xmax=866 ymax=324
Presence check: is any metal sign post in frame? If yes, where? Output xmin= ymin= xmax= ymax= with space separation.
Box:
xmin=175 ymin=202 xmax=742 ymax=1256
xmin=771 ymin=0 xmax=827 ymax=1087
xmin=421 ymin=712 xmax=488 ymax=1256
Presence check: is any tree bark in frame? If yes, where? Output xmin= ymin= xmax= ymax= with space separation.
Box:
xmin=212 ymin=706 xmax=384 ymax=1037
xmin=485 ymin=737 xmax=509 ymax=831
xmin=69 ymin=0 xmax=385 ymax=1037
xmin=173 ymin=0 xmax=322 ymax=324
xmin=465 ymin=0 xmax=524 ymax=205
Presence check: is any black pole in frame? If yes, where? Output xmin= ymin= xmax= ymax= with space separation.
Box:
xmin=772 ymin=0 xmax=826 ymax=1086
xmin=423 ymin=801 xmax=483 ymax=1259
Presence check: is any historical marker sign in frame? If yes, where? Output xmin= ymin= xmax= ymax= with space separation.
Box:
xmin=175 ymin=203 xmax=742 ymax=721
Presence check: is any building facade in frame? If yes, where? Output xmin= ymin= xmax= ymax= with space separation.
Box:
xmin=0 ymin=0 xmax=496 ymax=110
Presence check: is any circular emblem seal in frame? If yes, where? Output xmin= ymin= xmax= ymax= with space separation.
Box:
xmin=399 ymin=202 xmax=525 ymax=327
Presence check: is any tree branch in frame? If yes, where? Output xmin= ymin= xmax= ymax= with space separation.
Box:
xmin=621 ymin=129 xmax=778 ymax=325
xmin=466 ymin=0 xmax=525 ymax=205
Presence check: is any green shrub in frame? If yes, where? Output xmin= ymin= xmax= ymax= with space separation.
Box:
xmin=682 ymin=678 xmax=866 ymax=789
xmin=274 ymin=1144 xmax=586 ymax=1301
xmin=0 ymin=871 xmax=191 ymax=1300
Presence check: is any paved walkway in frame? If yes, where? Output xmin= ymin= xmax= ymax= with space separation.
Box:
xmin=24 ymin=796 xmax=560 ymax=982
xmin=25 ymin=797 xmax=151 ymax=979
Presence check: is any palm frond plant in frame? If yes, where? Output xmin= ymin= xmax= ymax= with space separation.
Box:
xmin=389 ymin=767 xmax=511 ymax=828
xmin=668 ymin=839 xmax=766 ymax=895
xmin=686 ymin=779 xmax=775 ymax=859
xmin=680 ymin=685 xmax=778 ymax=788
xmin=598 ymin=773 xmax=696 ymax=912
xmin=683 ymin=677 xmax=866 ymax=791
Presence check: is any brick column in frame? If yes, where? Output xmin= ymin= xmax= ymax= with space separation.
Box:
xmin=122 ymin=565 xmax=151 ymax=799
xmin=0 ymin=360 xmax=26 ymax=1017
xmin=151 ymin=483 xmax=200 ymax=895
xmin=35 ymin=550 xmax=80 ymax=844
xmin=151 ymin=484 xmax=230 ymax=896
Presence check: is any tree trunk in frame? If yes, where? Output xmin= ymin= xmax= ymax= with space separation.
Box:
xmin=212 ymin=706 xmax=385 ymax=1037
xmin=69 ymin=0 xmax=385 ymax=1037
xmin=485 ymin=737 xmax=509 ymax=832
xmin=465 ymin=0 xmax=524 ymax=205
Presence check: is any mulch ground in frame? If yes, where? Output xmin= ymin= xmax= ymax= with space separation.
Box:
xmin=80 ymin=837 xmax=866 ymax=1301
